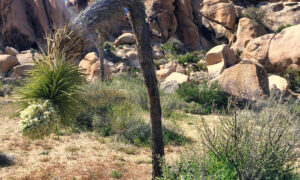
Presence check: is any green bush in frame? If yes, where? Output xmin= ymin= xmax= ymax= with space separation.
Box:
xmin=160 ymin=93 xmax=187 ymax=117
xmin=161 ymin=99 xmax=300 ymax=179
xmin=178 ymin=52 xmax=200 ymax=65
xmin=176 ymin=82 xmax=229 ymax=114
xmin=243 ymin=6 xmax=266 ymax=24
xmin=277 ymin=24 xmax=292 ymax=33
xmin=160 ymin=42 xmax=178 ymax=56
xmin=17 ymin=58 xmax=85 ymax=138
xmin=199 ymin=99 xmax=300 ymax=179
xmin=75 ymin=75 xmax=190 ymax=147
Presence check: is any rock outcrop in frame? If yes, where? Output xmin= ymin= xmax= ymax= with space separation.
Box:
xmin=206 ymin=44 xmax=237 ymax=79
xmin=114 ymin=33 xmax=136 ymax=46
xmin=0 ymin=55 xmax=19 ymax=74
xmin=243 ymin=24 xmax=300 ymax=74
xmin=259 ymin=2 xmax=300 ymax=32
xmin=79 ymin=52 xmax=111 ymax=81
xmin=144 ymin=0 xmax=178 ymax=41
xmin=232 ymin=18 xmax=267 ymax=52
xmin=0 ymin=0 xmax=69 ymax=51
xmin=268 ymin=25 xmax=300 ymax=74
xmin=199 ymin=0 xmax=236 ymax=30
xmin=268 ymin=75 xmax=288 ymax=93
xmin=212 ymin=60 xmax=269 ymax=100
xmin=175 ymin=0 xmax=200 ymax=49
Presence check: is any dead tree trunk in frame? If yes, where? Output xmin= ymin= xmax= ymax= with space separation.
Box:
xmin=73 ymin=0 xmax=165 ymax=178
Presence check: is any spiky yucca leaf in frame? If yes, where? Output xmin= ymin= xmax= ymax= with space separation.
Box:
xmin=18 ymin=58 xmax=85 ymax=128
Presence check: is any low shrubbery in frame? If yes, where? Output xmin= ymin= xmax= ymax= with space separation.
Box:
xmin=277 ymin=24 xmax=292 ymax=33
xmin=160 ymin=98 xmax=300 ymax=179
xmin=242 ymin=6 xmax=266 ymax=24
xmin=176 ymin=82 xmax=229 ymax=115
xmin=75 ymin=74 xmax=190 ymax=147
xmin=178 ymin=52 xmax=200 ymax=65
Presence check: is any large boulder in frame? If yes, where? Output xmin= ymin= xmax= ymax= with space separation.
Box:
xmin=268 ymin=24 xmax=300 ymax=74
xmin=160 ymin=80 xmax=179 ymax=94
xmin=259 ymin=2 xmax=300 ymax=32
xmin=199 ymin=0 xmax=236 ymax=30
xmin=212 ymin=59 xmax=270 ymax=100
xmin=144 ymin=0 xmax=178 ymax=41
xmin=243 ymin=33 xmax=276 ymax=72
xmin=16 ymin=53 xmax=35 ymax=65
xmin=232 ymin=18 xmax=267 ymax=52
xmin=79 ymin=52 xmax=111 ymax=81
xmin=165 ymin=72 xmax=189 ymax=84
xmin=13 ymin=64 xmax=34 ymax=77
xmin=114 ymin=33 xmax=136 ymax=46
xmin=5 ymin=47 xmax=19 ymax=56
xmin=268 ymin=75 xmax=288 ymax=93
xmin=175 ymin=0 xmax=200 ymax=49
xmin=0 ymin=55 xmax=19 ymax=74
xmin=206 ymin=44 xmax=237 ymax=79
xmin=0 ymin=0 xmax=69 ymax=51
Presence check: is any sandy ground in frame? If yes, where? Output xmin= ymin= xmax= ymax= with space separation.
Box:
xmin=0 ymin=100 xmax=198 ymax=180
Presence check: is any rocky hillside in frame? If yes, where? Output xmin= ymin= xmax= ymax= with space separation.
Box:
xmin=0 ymin=0 xmax=299 ymax=100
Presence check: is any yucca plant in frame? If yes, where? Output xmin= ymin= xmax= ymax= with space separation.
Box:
xmin=17 ymin=25 xmax=87 ymax=139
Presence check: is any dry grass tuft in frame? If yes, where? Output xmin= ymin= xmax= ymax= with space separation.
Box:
xmin=43 ymin=24 xmax=90 ymax=64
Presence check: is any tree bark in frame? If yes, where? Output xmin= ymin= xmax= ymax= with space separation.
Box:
xmin=122 ymin=1 xmax=165 ymax=178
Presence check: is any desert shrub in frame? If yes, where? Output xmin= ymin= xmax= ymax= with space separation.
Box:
xmin=199 ymin=99 xmax=300 ymax=179
xmin=160 ymin=93 xmax=187 ymax=117
xmin=243 ymin=6 xmax=266 ymax=24
xmin=161 ymin=99 xmax=300 ymax=179
xmin=176 ymin=82 xmax=229 ymax=114
xmin=178 ymin=52 xmax=200 ymax=65
xmin=75 ymin=76 xmax=189 ymax=146
xmin=18 ymin=58 xmax=85 ymax=138
xmin=160 ymin=42 xmax=178 ymax=56
xmin=277 ymin=24 xmax=292 ymax=33
xmin=0 ymin=83 xmax=14 ymax=97
xmin=196 ymin=62 xmax=207 ymax=71
xmin=284 ymin=68 xmax=300 ymax=93
xmin=160 ymin=152 xmax=236 ymax=180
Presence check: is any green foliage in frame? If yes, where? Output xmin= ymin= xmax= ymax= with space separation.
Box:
xmin=243 ymin=6 xmax=266 ymax=24
xmin=199 ymin=99 xmax=300 ymax=179
xmin=284 ymin=68 xmax=300 ymax=93
xmin=75 ymin=74 xmax=190 ymax=147
xmin=176 ymin=82 xmax=229 ymax=114
xmin=196 ymin=62 xmax=207 ymax=71
xmin=160 ymin=93 xmax=186 ymax=117
xmin=160 ymin=42 xmax=178 ymax=56
xmin=161 ymin=98 xmax=300 ymax=179
xmin=159 ymin=152 xmax=236 ymax=180
xmin=111 ymin=170 xmax=122 ymax=179
xmin=18 ymin=58 xmax=85 ymax=132
xmin=103 ymin=41 xmax=115 ymax=51
xmin=277 ymin=24 xmax=292 ymax=33
xmin=178 ymin=52 xmax=200 ymax=65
